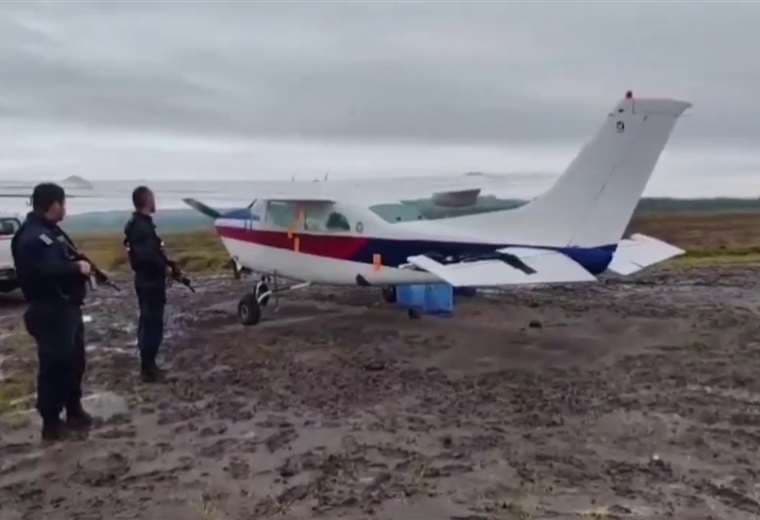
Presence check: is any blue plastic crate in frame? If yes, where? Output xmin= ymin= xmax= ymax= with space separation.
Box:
xmin=397 ymin=284 xmax=454 ymax=315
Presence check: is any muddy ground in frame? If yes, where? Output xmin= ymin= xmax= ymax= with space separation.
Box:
xmin=1 ymin=266 xmax=760 ymax=519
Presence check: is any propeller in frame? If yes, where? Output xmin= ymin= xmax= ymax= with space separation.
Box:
xmin=182 ymin=198 xmax=221 ymax=219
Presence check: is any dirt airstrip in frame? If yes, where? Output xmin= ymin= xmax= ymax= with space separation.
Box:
xmin=1 ymin=265 xmax=760 ymax=519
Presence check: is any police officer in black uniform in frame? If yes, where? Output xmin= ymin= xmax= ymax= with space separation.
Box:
xmin=123 ymin=186 xmax=176 ymax=382
xmin=12 ymin=183 xmax=93 ymax=442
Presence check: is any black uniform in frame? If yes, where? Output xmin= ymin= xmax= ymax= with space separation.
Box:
xmin=11 ymin=212 xmax=87 ymax=424
xmin=123 ymin=213 xmax=168 ymax=372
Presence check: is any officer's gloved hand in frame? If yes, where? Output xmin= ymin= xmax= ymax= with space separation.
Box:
xmin=77 ymin=261 xmax=92 ymax=277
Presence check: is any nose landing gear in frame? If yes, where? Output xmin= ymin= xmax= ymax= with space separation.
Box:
xmin=236 ymin=272 xmax=310 ymax=326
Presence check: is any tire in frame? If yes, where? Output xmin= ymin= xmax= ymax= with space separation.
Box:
xmin=381 ymin=286 xmax=397 ymax=304
xmin=238 ymin=294 xmax=261 ymax=326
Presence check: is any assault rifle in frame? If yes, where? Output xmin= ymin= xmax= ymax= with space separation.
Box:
xmin=168 ymin=260 xmax=196 ymax=293
xmin=61 ymin=240 xmax=121 ymax=292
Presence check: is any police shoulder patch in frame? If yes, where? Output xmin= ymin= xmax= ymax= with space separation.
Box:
xmin=38 ymin=234 xmax=53 ymax=246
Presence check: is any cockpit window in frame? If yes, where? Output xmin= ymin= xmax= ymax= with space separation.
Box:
xmin=267 ymin=201 xmax=298 ymax=229
xmin=265 ymin=202 xmax=349 ymax=233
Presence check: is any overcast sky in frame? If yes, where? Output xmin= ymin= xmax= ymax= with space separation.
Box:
xmin=0 ymin=1 xmax=758 ymax=196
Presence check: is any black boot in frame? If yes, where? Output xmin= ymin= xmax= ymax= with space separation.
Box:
xmin=41 ymin=417 xmax=68 ymax=443
xmin=65 ymin=402 xmax=94 ymax=430
xmin=141 ymin=363 xmax=166 ymax=383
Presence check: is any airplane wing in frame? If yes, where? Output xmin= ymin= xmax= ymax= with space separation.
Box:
xmin=259 ymin=196 xmax=337 ymax=203
xmin=406 ymin=247 xmax=596 ymax=287
xmin=607 ymin=233 xmax=684 ymax=275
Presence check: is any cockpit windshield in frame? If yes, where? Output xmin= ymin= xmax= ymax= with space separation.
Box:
xmin=267 ymin=201 xmax=299 ymax=229
xmin=265 ymin=201 xmax=351 ymax=233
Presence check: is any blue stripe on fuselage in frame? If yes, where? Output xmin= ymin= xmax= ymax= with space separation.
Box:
xmin=349 ymin=238 xmax=616 ymax=275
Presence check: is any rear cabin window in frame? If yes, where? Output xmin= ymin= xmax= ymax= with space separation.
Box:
xmin=370 ymin=204 xmax=425 ymax=223
xmin=326 ymin=212 xmax=350 ymax=231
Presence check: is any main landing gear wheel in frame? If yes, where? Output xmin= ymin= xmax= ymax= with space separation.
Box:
xmin=238 ymin=293 xmax=261 ymax=326
xmin=381 ymin=286 xmax=397 ymax=304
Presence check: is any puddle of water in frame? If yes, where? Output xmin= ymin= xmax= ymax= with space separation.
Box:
xmin=86 ymin=343 xmax=136 ymax=356
xmin=81 ymin=391 xmax=129 ymax=421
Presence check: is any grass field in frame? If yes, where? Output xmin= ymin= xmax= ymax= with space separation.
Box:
xmin=629 ymin=212 xmax=760 ymax=266
xmin=74 ymin=231 xmax=230 ymax=274
xmin=71 ymin=211 xmax=760 ymax=275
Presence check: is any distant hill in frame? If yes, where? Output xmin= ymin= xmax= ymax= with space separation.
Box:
xmin=64 ymin=209 xmax=215 ymax=235
xmin=61 ymin=175 xmax=94 ymax=190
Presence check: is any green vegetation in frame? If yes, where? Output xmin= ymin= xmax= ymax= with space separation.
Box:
xmin=630 ymin=212 xmax=760 ymax=267
xmin=74 ymin=231 xmax=230 ymax=274
xmin=0 ymin=332 xmax=36 ymax=415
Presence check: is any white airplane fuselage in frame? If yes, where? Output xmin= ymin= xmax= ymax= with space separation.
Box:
xmin=213 ymin=200 xmax=616 ymax=286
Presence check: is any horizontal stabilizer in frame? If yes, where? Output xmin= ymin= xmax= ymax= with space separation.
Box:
xmin=607 ymin=233 xmax=684 ymax=275
xmin=407 ymin=247 xmax=596 ymax=287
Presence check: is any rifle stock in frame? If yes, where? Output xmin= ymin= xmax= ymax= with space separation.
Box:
xmin=167 ymin=261 xmax=195 ymax=293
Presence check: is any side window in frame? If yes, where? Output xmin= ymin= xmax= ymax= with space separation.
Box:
xmin=0 ymin=219 xmax=20 ymax=236
xmin=326 ymin=212 xmax=350 ymax=231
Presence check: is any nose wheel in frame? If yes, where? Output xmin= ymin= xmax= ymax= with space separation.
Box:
xmin=238 ymin=293 xmax=262 ymax=326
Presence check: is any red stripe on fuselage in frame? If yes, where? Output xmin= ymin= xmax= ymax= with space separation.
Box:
xmin=217 ymin=226 xmax=370 ymax=261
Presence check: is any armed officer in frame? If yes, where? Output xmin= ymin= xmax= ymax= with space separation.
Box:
xmin=12 ymin=183 xmax=93 ymax=442
xmin=124 ymin=186 xmax=179 ymax=383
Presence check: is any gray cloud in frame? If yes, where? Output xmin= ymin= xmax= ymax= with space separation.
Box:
xmin=0 ymin=1 xmax=758 ymax=189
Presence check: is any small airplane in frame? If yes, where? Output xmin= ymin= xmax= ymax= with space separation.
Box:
xmin=185 ymin=92 xmax=690 ymax=325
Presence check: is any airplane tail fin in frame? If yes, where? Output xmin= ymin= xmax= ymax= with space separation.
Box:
xmin=518 ymin=93 xmax=691 ymax=247
xmin=442 ymin=93 xmax=690 ymax=248
xmin=183 ymin=198 xmax=221 ymax=219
